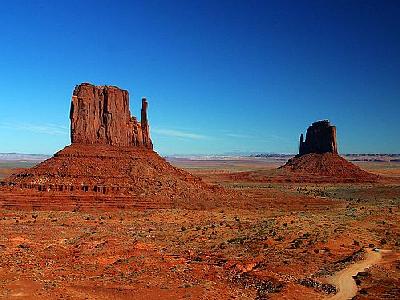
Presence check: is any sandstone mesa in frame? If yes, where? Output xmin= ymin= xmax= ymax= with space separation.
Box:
xmin=0 ymin=83 xmax=229 ymax=210
xmin=299 ymin=120 xmax=337 ymax=156
xmin=280 ymin=120 xmax=378 ymax=182
xmin=70 ymin=83 xmax=152 ymax=149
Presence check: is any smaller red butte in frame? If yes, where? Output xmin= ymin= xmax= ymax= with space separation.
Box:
xmin=280 ymin=120 xmax=378 ymax=182
xmin=299 ymin=120 xmax=337 ymax=156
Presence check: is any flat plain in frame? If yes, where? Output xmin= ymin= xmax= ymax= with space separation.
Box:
xmin=0 ymin=157 xmax=399 ymax=299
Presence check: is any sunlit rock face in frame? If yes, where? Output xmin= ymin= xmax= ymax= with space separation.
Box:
xmin=70 ymin=83 xmax=153 ymax=149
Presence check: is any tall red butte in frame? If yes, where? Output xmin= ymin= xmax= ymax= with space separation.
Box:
xmin=70 ymin=83 xmax=152 ymax=149
xmin=0 ymin=83 xmax=226 ymax=210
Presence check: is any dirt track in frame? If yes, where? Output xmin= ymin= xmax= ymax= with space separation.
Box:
xmin=327 ymin=249 xmax=382 ymax=300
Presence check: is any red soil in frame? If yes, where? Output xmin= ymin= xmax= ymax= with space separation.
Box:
xmin=0 ymin=159 xmax=399 ymax=299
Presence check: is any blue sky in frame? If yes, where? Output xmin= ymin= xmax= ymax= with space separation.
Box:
xmin=0 ymin=0 xmax=399 ymax=155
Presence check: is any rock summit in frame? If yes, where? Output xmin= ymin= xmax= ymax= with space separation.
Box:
xmin=299 ymin=120 xmax=337 ymax=156
xmin=70 ymin=83 xmax=152 ymax=149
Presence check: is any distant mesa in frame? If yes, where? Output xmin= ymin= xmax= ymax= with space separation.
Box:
xmin=280 ymin=120 xmax=378 ymax=182
xmin=0 ymin=83 xmax=227 ymax=210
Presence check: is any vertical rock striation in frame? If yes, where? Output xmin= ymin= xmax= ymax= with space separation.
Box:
xmin=299 ymin=120 xmax=338 ymax=156
xmin=70 ymin=83 xmax=152 ymax=149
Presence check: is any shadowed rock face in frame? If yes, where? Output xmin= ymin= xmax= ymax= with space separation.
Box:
xmin=299 ymin=120 xmax=337 ymax=156
xmin=70 ymin=83 xmax=153 ymax=149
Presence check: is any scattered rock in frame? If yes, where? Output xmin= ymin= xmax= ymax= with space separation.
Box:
xmin=298 ymin=278 xmax=337 ymax=294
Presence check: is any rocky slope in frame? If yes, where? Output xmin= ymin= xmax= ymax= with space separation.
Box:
xmin=280 ymin=153 xmax=378 ymax=181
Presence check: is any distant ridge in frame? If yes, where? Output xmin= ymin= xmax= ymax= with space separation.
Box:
xmin=0 ymin=153 xmax=50 ymax=162
xmin=253 ymin=153 xmax=400 ymax=162
xmin=2 ymin=153 xmax=399 ymax=163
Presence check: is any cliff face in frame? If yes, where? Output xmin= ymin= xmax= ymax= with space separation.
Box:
xmin=70 ymin=83 xmax=152 ymax=149
xmin=299 ymin=120 xmax=337 ymax=155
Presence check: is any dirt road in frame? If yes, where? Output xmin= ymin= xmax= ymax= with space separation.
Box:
xmin=327 ymin=249 xmax=382 ymax=300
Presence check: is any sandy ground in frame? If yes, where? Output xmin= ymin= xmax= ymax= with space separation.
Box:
xmin=0 ymin=159 xmax=399 ymax=299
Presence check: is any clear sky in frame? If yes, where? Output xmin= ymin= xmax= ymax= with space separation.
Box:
xmin=0 ymin=0 xmax=399 ymax=155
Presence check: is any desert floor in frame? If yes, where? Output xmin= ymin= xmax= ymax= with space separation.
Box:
xmin=0 ymin=158 xmax=399 ymax=299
